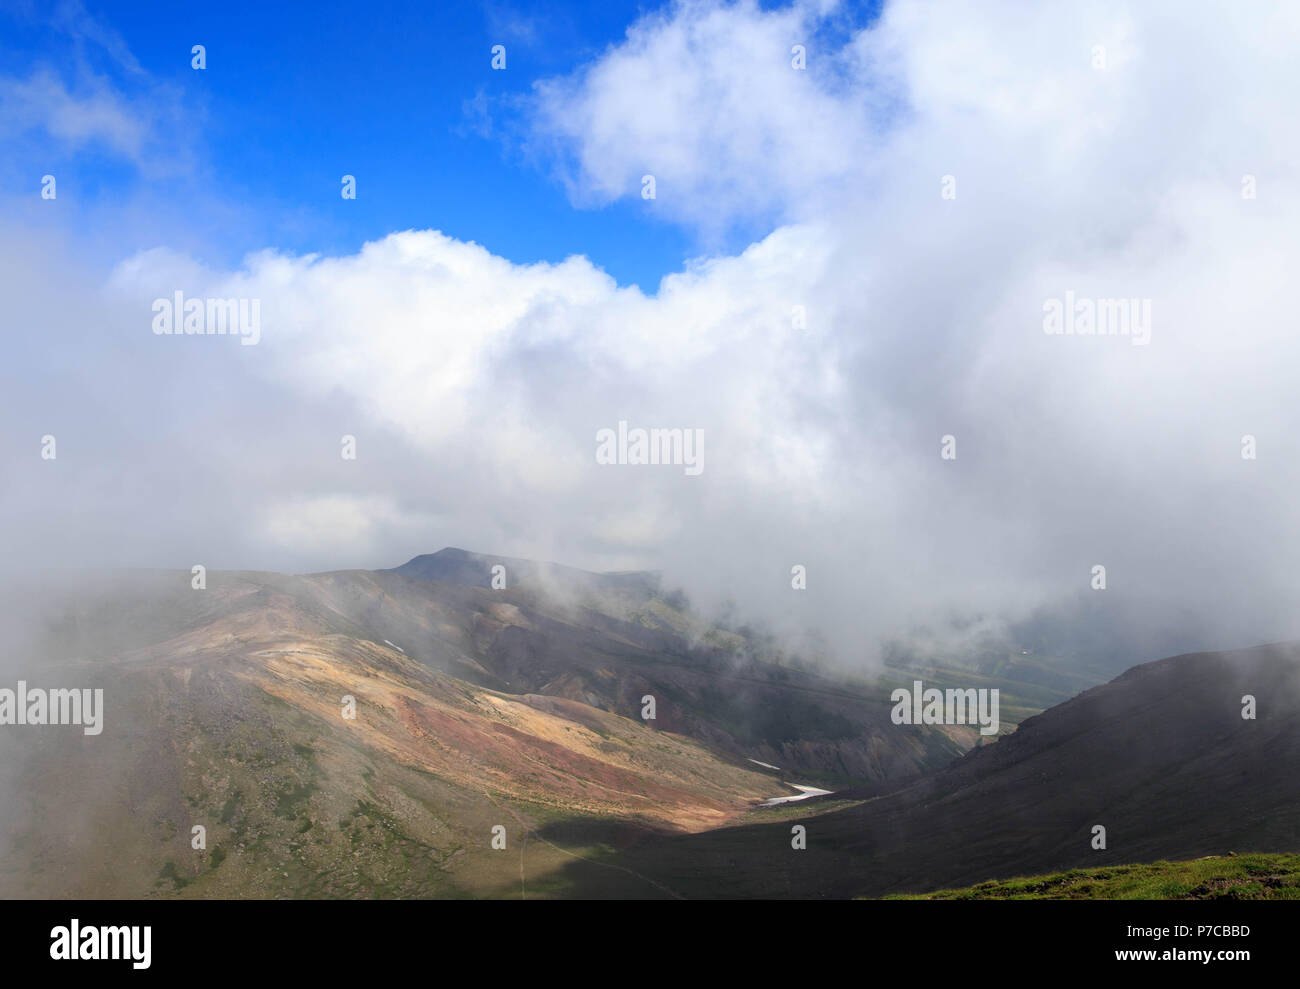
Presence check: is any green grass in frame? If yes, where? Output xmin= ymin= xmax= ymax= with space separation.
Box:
xmin=886 ymin=853 xmax=1300 ymax=899
xmin=156 ymin=860 xmax=191 ymax=890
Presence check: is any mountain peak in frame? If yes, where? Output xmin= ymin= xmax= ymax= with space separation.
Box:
xmin=383 ymin=547 xmax=660 ymax=596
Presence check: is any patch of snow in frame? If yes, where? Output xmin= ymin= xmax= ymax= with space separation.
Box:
xmin=759 ymin=784 xmax=834 ymax=807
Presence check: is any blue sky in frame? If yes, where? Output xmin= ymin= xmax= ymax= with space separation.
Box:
xmin=0 ymin=0 xmax=886 ymax=287
xmin=1 ymin=0 xmax=700 ymax=286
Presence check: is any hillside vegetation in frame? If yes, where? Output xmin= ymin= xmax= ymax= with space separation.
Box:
xmin=886 ymin=853 xmax=1300 ymax=899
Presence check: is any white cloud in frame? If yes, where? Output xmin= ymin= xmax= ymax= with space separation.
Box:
xmin=0 ymin=0 xmax=195 ymax=177
xmin=531 ymin=0 xmax=876 ymax=234
xmin=262 ymin=494 xmax=422 ymax=559
xmin=12 ymin=0 xmax=1300 ymax=668
xmin=0 ymin=68 xmax=148 ymax=157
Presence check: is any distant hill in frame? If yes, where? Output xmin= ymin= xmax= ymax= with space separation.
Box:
xmin=386 ymin=547 xmax=662 ymax=597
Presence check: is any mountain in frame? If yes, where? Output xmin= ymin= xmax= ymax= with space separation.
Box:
xmin=545 ymin=641 xmax=1300 ymax=898
xmin=386 ymin=547 xmax=660 ymax=599
xmin=0 ymin=568 xmax=775 ymax=897
xmin=8 ymin=550 xmax=1270 ymax=900
xmin=373 ymin=551 xmax=971 ymax=782
xmin=0 ymin=552 xmax=964 ymax=898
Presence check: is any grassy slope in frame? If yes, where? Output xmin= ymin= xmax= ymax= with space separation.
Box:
xmin=886 ymin=853 xmax=1300 ymax=899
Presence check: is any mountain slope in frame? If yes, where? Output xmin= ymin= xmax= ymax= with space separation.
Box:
xmin=0 ymin=570 xmax=782 ymax=898
xmin=549 ymin=642 xmax=1300 ymax=898
xmin=344 ymin=555 xmax=970 ymax=783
